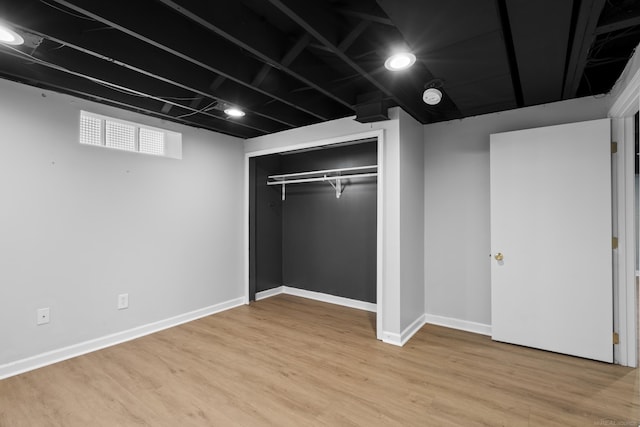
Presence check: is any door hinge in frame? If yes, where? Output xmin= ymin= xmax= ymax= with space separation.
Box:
xmin=613 ymin=332 xmax=619 ymax=345
xmin=611 ymin=141 xmax=618 ymax=153
xmin=612 ymin=237 xmax=618 ymax=249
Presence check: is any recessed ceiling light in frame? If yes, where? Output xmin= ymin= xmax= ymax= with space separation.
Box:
xmin=0 ymin=23 xmax=24 ymax=46
xmin=384 ymin=52 xmax=416 ymax=71
xmin=422 ymin=88 xmax=442 ymax=105
xmin=224 ymin=107 xmax=245 ymax=117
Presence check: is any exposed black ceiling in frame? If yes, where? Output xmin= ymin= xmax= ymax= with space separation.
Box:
xmin=0 ymin=0 xmax=638 ymax=139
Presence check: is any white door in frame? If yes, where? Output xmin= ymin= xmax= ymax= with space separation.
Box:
xmin=490 ymin=119 xmax=613 ymax=363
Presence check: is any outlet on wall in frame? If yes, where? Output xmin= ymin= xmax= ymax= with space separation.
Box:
xmin=117 ymin=293 xmax=129 ymax=310
xmin=37 ymin=307 xmax=50 ymax=325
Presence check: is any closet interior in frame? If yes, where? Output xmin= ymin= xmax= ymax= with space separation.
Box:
xmin=249 ymin=139 xmax=378 ymax=308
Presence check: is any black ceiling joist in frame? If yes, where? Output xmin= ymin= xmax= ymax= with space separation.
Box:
xmin=563 ymin=0 xmax=607 ymax=98
xmin=495 ymin=0 xmax=524 ymax=108
xmin=156 ymin=0 xmax=356 ymax=111
xmin=8 ymin=20 xmax=297 ymax=132
xmin=595 ymin=11 xmax=640 ymax=35
xmin=337 ymin=8 xmax=394 ymax=26
xmin=48 ymin=0 xmax=342 ymax=122
xmin=0 ymin=45 xmax=280 ymax=135
xmin=0 ymin=55 xmax=262 ymax=138
xmin=0 ymin=0 xmax=634 ymax=136
xmin=267 ymin=0 xmax=434 ymax=124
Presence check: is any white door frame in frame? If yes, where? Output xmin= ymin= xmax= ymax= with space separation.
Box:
xmin=243 ymin=130 xmax=385 ymax=340
xmin=609 ymin=66 xmax=639 ymax=367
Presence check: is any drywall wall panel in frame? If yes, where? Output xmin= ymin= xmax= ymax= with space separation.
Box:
xmin=0 ymin=79 xmax=244 ymax=365
xmin=398 ymin=109 xmax=425 ymax=330
xmin=424 ymin=95 xmax=612 ymax=326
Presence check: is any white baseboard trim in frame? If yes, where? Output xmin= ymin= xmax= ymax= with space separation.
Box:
xmin=283 ymin=286 xmax=377 ymax=312
xmin=255 ymin=285 xmax=376 ymax=313
xmin=0 ymin=297 xmax=245 ymax=380
xmin=424 ymin=313 xmax=492 ymax=336
xmin=382 ymin=314 xmax=427 ymax=347
xmin=255 ymin=286 xmax=284 ymax=301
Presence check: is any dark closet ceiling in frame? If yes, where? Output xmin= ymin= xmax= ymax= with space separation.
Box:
xmin=0 ymin=0 xmax=638 ymax=138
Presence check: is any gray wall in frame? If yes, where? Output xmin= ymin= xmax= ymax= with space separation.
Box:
xmin=280 ymin=143 xmax=377 ymax=302
xmin=398 ymin=110 xmax=425 ymax=329
xmin=0 ymin=79 xmax=245 ymax=365
xmin=423 ymin=95 xmax=613 ymax=327
xmin=251 ymin=156 xmax=283 ymax=295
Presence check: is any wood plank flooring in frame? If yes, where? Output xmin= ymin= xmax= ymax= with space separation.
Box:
xmin=1 ymin=294 xmax=638 ymax=426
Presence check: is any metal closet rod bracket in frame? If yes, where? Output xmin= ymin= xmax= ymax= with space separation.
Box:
xmin=266 ymin=165 xmax=378 ymax=201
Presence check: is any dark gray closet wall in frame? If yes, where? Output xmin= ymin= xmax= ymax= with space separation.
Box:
xmin=280 ymin=143 xmax=377 ymax=303
xmin=250 ymin=142 xmax=377 ymax=303
xmin=249 ymin=155 xmax=283 ymax=299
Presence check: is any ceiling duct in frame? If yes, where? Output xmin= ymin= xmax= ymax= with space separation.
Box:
xmin=354 ymin=92 xmax=389 ymax=123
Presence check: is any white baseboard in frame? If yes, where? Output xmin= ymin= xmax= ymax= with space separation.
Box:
xmin=0 ymin=297 xmax=245 ymax=380
xmin=383 ymin=313 xmax=492 ymax=346
xmin=382 ymin=314 xmax=427 ymax=347
xmin=256 ymin=291 xmax=492 ymax=345
xmin=255 ymin=286 xmax=284 ymax=301
xmin=255 ymin=285 xmax=377 ymax=313
xmin=424 ymin=313 xmax=492 ymax=336
xmin=283 ymin=286 xmax=377 ymax=312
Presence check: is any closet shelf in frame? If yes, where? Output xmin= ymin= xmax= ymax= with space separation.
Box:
xmin=266 ymin=165 xmax=377 ymax=200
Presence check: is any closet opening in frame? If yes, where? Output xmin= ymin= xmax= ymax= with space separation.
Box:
xmin=246 ymin=132 xmax=383 ymax=340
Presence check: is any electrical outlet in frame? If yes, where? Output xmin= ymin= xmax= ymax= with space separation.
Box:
xmin=117 ymin=293 xmax=129 ymax=310
xmin=37 ymin=307 xmax=50 ymax=325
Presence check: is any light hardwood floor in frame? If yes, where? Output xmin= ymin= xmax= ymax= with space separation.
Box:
xmin=1 ymin=294 xmax=638 ymax=426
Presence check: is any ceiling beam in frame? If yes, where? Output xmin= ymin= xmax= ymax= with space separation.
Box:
xmin=337 ymin=8 xmax=394 ymax=26
xmin=338 ymin=20 xmax=371 ymax=53
xmin=267 ymin=0 xmax=434 ymax=123
xmin=495 ymin=0 xmax=524 ymax=107
xmin=252 ymin=33 xmax=311 ymax=88
xmin=281 ymin=33 xmax=312 ymax=67
xmin=562 ymin=0 xmax=607 ymax=98
xmin=7 ymin=19 xmax=298 ymax=132
xmin=0 ymin=54 xmax=261 ymax=138
xmin=0 ymin=45 xmax=281 ymax=135
xmin=48 ymin=0 xmax=344 ymax=122
xmin=595 ymin=13 xmax=640 ymax=35
xmin=6 ymin=7 xmax=315 ymax=129
xmin=156 ymin=0 xmax=355 ymax=110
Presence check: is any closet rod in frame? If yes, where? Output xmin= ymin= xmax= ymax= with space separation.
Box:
xmin=267 ymin=164 xmax=377 ymax=180
xmin=266 ymin=172 xmax=377 ymax=186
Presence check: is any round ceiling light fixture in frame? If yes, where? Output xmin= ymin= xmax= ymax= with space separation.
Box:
xmin=423 ymin=78 xmax=444 ymax=105
xmin=0 ymin=23 xmax=24 ymax=46
xmin=422 ymin=88 xmax=442 ymax=105
xmin=224 ymin=107 xmax=245 ymax=117
xmin=384 ymin=52 xmax=416 ymax=71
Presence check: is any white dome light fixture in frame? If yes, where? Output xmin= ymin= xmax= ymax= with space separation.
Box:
xmin=0 ymin=23 xmax=24 ymax=46
xmin=423 ymin=78 xmax=444 ymax=105
xmin=384 ymin=52 xmax=416 ymax=71
xmin=423 ymin=88 xmax=442 ymax=105
xmin=224 ymin=107 xmax=245 ymax=118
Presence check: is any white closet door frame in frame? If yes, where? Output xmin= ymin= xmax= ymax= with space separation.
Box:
xmin=609 ymin=65 xmax=639 ymax=368
xmin=244 ymin=130 xmax=385 ymax=341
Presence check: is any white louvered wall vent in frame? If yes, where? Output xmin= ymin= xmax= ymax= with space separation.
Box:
xmin=79 ymin=111 xmax=181 ymax=159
